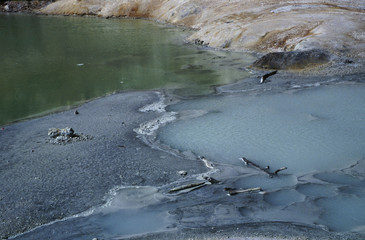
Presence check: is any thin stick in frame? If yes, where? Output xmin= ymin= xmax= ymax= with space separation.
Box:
xmin=274 ymin=167 xmax=288 ymax=175
xmin=168 ymin=182 xmax=207 ymax=193
xmin=240 ymin=157 xmax=287 ymax=177
xmin=260 ymin=70 xmax=277 ymax=84
xmin=226 ymin=187 xmax=262 ymax=196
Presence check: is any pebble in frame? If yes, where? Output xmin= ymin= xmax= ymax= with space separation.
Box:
xmin=178 ymin=170 xmax=188 ymax=176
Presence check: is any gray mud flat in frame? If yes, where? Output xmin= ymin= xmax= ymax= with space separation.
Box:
xmin=2 ymin=85 xmax=365 ymax=240
xmin=0 ymin=91 xmax=206 ymax=239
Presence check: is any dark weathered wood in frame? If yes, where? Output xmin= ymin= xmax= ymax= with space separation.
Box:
xmin=240 ymin=157 xmax=287 ymax=177
xmin=225 ymin=187 xmax=262 ymax=196
xmin=168 ymin=182 xmax=207 ymax=193
xmin=260 ymin=70 xmax=278 ymax=84
xmin=274 ymin=167 xmax=288 ymax=175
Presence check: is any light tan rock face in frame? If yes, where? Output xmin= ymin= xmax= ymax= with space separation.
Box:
xmin=42 ymin=0 xmax=365 ymax=63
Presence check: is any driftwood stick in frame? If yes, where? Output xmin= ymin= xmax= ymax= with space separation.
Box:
xmin=241 ymin=157 xmax=261 ymax=169
xmin=168 ymin=175 xmax=220 ymax=194
xmin=274 ymin=167 xmax=288 ymax=175
xmin=260 ymin=70 xmax=277 ymax=84
xmin=241 ymin=157 xmax=271 ymax=176
xmin=168 ymin=181 xmax=207 ymax=193
xmin=240 ymin=157 xmax=287 ymax=177
xmin=225 ymin=187 xmax=262 ymax=196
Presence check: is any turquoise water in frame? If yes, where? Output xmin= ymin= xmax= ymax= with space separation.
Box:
xmin=0 ymin=14 xmax=252 ymax=125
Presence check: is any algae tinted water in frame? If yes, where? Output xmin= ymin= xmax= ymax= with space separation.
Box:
xmin=0 ymin=14 xmax=251 ymax=125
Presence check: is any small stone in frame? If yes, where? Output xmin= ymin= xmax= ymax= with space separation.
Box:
xmin=74 ymin=110 xmax=79 ymax=115
xmin=55 ymin=135 xmax=66 ymax=143
xmin=60 ymin=127 xmax=74 ymax=137
xmin=178 ymin=170 xmax=188 ymax=176
xmin=203 ymin=176 xmax=220 ymax=184
xmin=48 ymin=128 xmax=60 ymax=138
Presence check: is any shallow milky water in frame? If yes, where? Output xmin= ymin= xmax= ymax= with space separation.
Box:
xmin=157 ymin=83 xmax=365 ymax=233
xmin=159 ymin=84 xmax=365 ymax=174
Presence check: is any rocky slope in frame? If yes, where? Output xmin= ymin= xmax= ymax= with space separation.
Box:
xmin=39 ymin=0 xmax=365 ymax=71
xmin=1 ymin=1 xmax=53 ymax=13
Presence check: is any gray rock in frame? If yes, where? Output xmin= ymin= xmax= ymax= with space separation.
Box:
xmin=178 ymin=170 xmax=188 ymax=176
xmin=252 ymin=49 xmax=330 ymax=70
xmin=48 ymin=127 xmax=91 ymax=144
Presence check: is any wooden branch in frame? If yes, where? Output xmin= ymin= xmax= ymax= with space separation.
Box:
xmin=168 ymin=181 xmax=207 ymax=194
xmin=274 ymin=167 xmax=288 ymax=175
xmin=240 ymin=157 xmax=287 ymax=177
xmin=225 ymin=187 xmax=262 ymax=196
xmin=241 ymin=157 xmax=271 ymax=176
xmin=260 ymin=70 xmax=277 ymax=84
xmin=167 ymin=175 xmax=220 ymax=194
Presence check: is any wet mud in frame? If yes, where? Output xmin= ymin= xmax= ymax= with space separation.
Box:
xmin=0 ymin=91 xmax=207 ymax=239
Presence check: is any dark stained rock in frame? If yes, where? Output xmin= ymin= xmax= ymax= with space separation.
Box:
xmin=1 ymin=1 xmax=53 ymax=13
xmin=252 ymin=49 xmax=330 ymax=70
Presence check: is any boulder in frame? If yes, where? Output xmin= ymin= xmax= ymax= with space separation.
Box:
xmin=252 ymin=49 xmax=330 ymax=70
